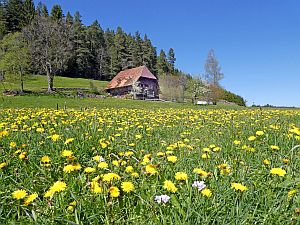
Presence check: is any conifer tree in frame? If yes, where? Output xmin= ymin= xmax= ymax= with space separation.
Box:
xmin=50 ymin=4 xmax=63 ymax=21
xmin=133 ymin=31 xmax=143 ymax=67
xmin=157 ymin=49 xmax=169 ymax=76
xmin=21 ymin=0 xmax=35 ymax=27
xmin=114 ymin=26 xmax=127 ymax=70
xmin=73 ymin=11 xmax=90 ymax=77
xmin=86 ymin=20 xmax=108 ymax=79
xmin=0 ymin=0 xmax=8 ymax=39
xmin=6 ymin=0 xmax=23 ymax=32
xmin=36 ymin=2 xmax=48 ymax=17
xmin=168 ymin=48 xmax=176 ymax=73
xmin=65 ymin=11 xmax=73 ymax=25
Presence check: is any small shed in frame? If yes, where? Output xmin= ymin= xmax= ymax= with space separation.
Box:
xmin=106 ymin=66 xmax=159 ymax=99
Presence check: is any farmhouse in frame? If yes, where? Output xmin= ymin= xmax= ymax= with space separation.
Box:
xmin=106 ymin=66 xmax=159 ymax=99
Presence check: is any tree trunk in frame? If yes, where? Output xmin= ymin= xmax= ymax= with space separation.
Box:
xmin=19 ymin=66 xmax=24 ymax=93
xmin=46 ymin=67 xmax=54 ymax=92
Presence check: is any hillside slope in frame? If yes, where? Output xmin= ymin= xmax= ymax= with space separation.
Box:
xmin=0 ymin=75 xmax=108 ymax=92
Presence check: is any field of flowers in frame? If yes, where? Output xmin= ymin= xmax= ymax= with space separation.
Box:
xmin=1 ymin=108 xmax=300 ymax=224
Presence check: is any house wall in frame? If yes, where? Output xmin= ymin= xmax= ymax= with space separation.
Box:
xmin=137 ymin=77 xmax=159 ymax=98
xmin=108 ymin=86 xmax=132 ymax=96
xmin=107 ymin=77 xmax=159 ymax=99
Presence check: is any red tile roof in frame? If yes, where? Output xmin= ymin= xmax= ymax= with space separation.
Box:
xmin=106 ymin=66 xmax=157 ymax=89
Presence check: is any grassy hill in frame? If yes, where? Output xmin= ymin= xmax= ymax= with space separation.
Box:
xmin=0 ymin=75 xmax=244 ymax=110
xmin=0 ymin=75 xmax=108 ymax=92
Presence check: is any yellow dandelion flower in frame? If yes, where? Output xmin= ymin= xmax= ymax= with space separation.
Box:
xmin=18 ymin=151 xmax=26 ymax=159
xmin=108 ymin=186 xmax=120 ymax=198
xmin=98 ymin=162 xmax=108 ymax=169
xmin=193 ymin=168 xmax=209 ymax=177
xmin=231 ymin=183 xmax=248 ymax=192
xmin=0 ymin=162 xmax=7 ymax=169
xmin=50 ymin=134 xmax=60 ymax=142
xmin=135 ymin=134 xmax=142 ymax=139
xmin=121 ymin=181 xmax=135 ymax=193
xmin=270 ymin=145 xmax=280 ymax=150
xmin=167 ymin=156 xmax=177 ymax=163
xmin=145 ymin=164 xmax=158 ymax=175
xmin=201 ymin=188 xmax=212 ymax=197
xmin=63 ymin=164 xmax=75 ymax=173
xmin=84 ymin=167 xmax=96 ymax=173
xmin=36 ymin=127 xmax=44 ymax=133
xmin=131 ymin=172 xmax=139 ymax=177
xmin=0 ymin=130 xmax=9 ymax=137
xmin=102 ymin=173 xmax=121 ymax=182
xmin=100 ymin=141 xmax=107 ymax=149
xmin=248 ymin=136 xmax=256 ymax=141
xmin=201 ymin=153 xmax=210 ymax=159
xmin=125 ymin=166 xmax=134 ymax=173
xmin=156 ymin=152 xmax=165 ymax=157
xmin=233 ymin=140 xmax=241 ymax=145
xmin=12 ymin=189 xmax=27 ymax=200
xmin=50 ymin=181 xmax=67 ymax=193
xmin=263 ymin=159 xmax=270 ymax=166
xmin=175 ymin=172 xmax=188 ymax=181
xmin=10 ymin=142 xmax=17 ymax=148
xmin=112 ymin=160 xmax=120 ymax=167
xmin=288 ymin=189 xmax=297 ymax=198
xmin=270 ymin=168 xmax=286 ymax=177
xmin=90 ymin=181 xmax=102 ymax=193
xmin=62 ymin=150 xmax=73 ymax=157
xmin=202 ymin=147 xmax=210 ymax=153
xmin=73 ymin=163 xmax=81 ymax=170
xmin=23 ymin=193 xmax=38 ymax=206
xmin=256 ymin=131 xmax=264 ymax=136
xmin=41 ymin=156 xmax=51 ymax=163
xmin=44 ymin=190 xmax=54 ymax=198
xmin=213 ymin=147 xmax=221 ymax=152
xmin=64 ymin=138 xmax=74 ymax=145
xmin=163 ymin=180 xmax=178 ymax=193
xmin=282 ymin=158 xmax=289 ymax=164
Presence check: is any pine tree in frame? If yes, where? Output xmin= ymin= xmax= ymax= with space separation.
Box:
xmin=36 ymin=2 xmax=48 ymax=17
xmin=6 ymin=0 xmax=23 ymax=32
xmin=65 ymin=11 xmax=73 ymax=25
xmin=0 ymin=0 xmax=8 ymax=39
xmin=104 ymin=29 xmax=117 ymax=79
xmin=167 ymin=48 xmax=176 ymax=73
xmin=157 ymin=49 xmax=169 ymax=76
xmin=73 ymin=11 xmax=90 ymax=77
xmin=21 ymin=0 xmax=35 ymax=27
xmin=142 ymin=34 xmax=151 ymax=67
xmin=141 ymin=34 xmax=157 ymax=75
xmin=132 ymin=31 xmax=143 ymax=67
xmin=114 ymin=27 xmax=128 ymax=70
xmin=50 ymin=4 xmax=63 ymax=21
xmin=86 ymin=20 xmax=108 ymax=79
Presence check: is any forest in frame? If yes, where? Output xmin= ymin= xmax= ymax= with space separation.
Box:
xmin=0 ymin=0 xmax=246 ymax=106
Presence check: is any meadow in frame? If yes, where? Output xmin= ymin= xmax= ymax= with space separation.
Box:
xmin=1 ymin=107 xmax=300 ymax=224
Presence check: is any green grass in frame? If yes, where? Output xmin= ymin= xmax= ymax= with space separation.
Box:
xmin=1 ymin=108 xmax=300 ymax=224
xmin=0 ymin=95 xmax=245 ymax=110
xmin=0 ymin=75 xmax=108 ymax=92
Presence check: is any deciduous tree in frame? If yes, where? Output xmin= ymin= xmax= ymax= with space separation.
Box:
xmin=24 ymin=16 xmax=73 ymax=92
xmin=0 ymin=32 xmax=30 ymax=92
xmin=204 ymin=49 xmax=224 ymax=86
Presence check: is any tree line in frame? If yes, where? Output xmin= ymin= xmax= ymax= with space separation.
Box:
xmin=0 ymin=1 xmax=181 ymax=85
xmin=0 ymin=0 xmax=246 ymax=106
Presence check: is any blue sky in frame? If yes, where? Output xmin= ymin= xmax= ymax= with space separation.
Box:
xmin=35 ymin=0 xmax=300 ymax=107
